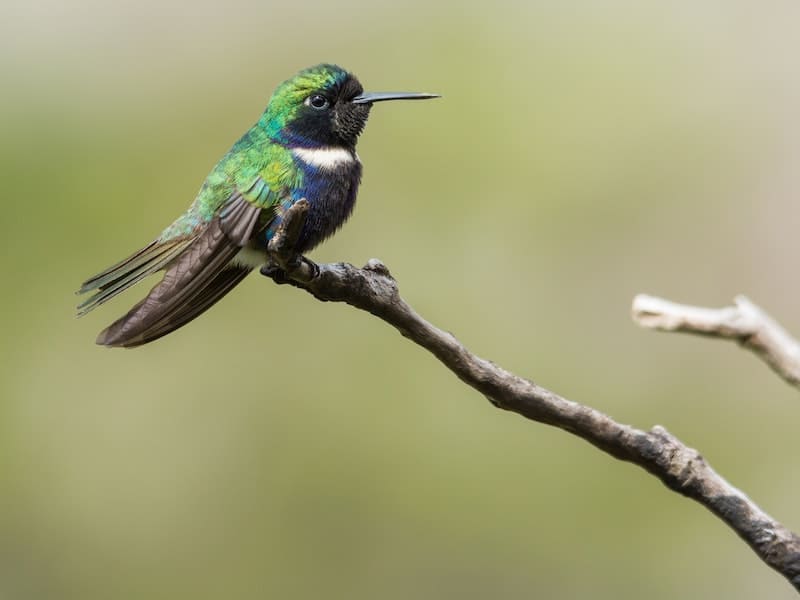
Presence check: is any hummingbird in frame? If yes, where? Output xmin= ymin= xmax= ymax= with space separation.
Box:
xmin=76 ymin=64 xmax=438 ymax=348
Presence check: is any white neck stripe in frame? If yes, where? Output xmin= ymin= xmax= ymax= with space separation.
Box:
xmin=292 ymin=146 xmax=356 ymax=170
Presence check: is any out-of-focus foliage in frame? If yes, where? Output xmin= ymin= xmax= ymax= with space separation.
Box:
xmin=1 ymin=1 xmax=799 ymax=598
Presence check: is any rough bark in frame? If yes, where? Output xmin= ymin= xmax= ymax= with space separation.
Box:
xmin=262 ymin=200 xmax=800 ymax=592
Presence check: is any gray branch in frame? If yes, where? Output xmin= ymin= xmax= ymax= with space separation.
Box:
xmin=632 ymin=294 xmax=800 ymax=388
xmin=263 ymin=200 xmax=800 ymax=592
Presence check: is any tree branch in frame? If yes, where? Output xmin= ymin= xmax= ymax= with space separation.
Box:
xmin=261 ymin=201 xmax=800 ymax=592
xmin=632 ymin=294 xmax=800 ymax=388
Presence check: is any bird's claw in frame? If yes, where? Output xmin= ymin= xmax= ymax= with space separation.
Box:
xmin=260 ymin=254 xmax=319 ymax=286
xmin=295 ymin=256 xmax=320 ymax=280
xmin=260 ymin=263 xmax=290 ymax=284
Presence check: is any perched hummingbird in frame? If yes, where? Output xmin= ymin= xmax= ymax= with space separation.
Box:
xmin=77 ymin=64 xmax=438 ymax=348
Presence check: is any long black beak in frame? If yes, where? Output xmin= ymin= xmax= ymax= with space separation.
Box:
xmin=351 ymin=91 xmax=440 ymax=104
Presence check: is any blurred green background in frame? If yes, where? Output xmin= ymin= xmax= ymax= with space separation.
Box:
xmin=1 ymin=0 xmax=799 ymax=598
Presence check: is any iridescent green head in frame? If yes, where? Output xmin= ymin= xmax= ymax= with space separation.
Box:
xmin=261 ymin=63 xmax=439 ymax=149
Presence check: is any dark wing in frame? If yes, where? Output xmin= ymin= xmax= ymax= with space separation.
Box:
xmin=93 ymin=194 xmax=265 ymax=348
xmin=110 ymin=265 xmax=252 ymax=347
xmin=77 ymin=237 xmax=193 ymax=316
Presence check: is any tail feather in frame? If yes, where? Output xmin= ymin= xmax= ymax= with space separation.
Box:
xmin=80 ymin=194 xmax=266 ymax=348
xmin=77 ymin=238 xmax=191 ymax=316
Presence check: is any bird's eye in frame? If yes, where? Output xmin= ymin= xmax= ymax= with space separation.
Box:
xmin=306 ymin=94 xmax=330 ymax=110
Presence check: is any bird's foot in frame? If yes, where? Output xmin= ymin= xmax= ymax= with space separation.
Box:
xmin=260 ymin=263 xmax=292 ymax=285
xmin=286 ymin=254 xmax=320 ymax=280
xmin=260 ymin=254 xmax=319 ymax=287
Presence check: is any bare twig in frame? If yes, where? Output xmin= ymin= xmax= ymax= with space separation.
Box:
xmin=632 ymin=294 xmax=800 ymax=388
xmin=261 ymin=203 xmax=800 ymax=592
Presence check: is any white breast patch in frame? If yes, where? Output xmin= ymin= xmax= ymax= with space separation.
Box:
xmin=292 ymin=146 xmax=357 ymax=170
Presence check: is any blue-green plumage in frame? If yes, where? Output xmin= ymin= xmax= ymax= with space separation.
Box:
xmin=77 ymin=64 xmax=438 ymax=347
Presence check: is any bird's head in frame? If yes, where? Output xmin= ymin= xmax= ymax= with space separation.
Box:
xmin=262 ymin=64 xmax=438 ymax=149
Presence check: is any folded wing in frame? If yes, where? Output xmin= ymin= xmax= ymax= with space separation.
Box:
xmin=80 ymin=192 xmax=267 ymax=348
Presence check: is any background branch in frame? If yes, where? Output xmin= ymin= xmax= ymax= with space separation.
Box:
xmin=632 ymin=294 xmax=800 ymax=388
xmin=261 ymin=202 xmax=800 ymax=592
